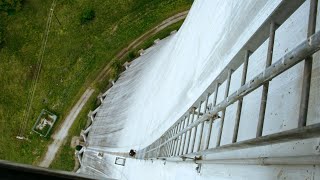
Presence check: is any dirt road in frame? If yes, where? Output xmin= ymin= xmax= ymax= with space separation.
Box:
xmin=39 ymin=88 xmax=94 ymax=168
xmin=95 ymin=10 xmax=189 ymax=83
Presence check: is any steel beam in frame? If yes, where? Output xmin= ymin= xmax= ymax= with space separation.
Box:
xmin=298 ymin=0 xmax=318 ymax=127
xmin=216 ymin=70 xmax=233 ymax=147
xmin=191 ymin=102 xmax=202 ymax=153
xmin=181 ymin=114 xmax=190 ymax=155
xmin=196 ymin=155 xmax=320 ymax=165
xmin=257 ymin=21 xmax=277 ymax=137
xmin=233 ymin=50 xmax=251 ymax=143
xmin=204 ymin=84 xmax=219 ymax=149
xmin=185 ymin=108 xmax=195 ymax=154
xmin=196 ymin=94 xmax=210 ymax=152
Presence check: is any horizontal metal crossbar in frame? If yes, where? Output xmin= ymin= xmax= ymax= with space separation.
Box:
xmin=167 ymin=123 xmax=320 ymax=159
xmin=196 ymin=155 xmax=320 ymax=165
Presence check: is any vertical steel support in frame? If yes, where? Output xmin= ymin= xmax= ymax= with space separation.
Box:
xmin=158 ymin=137 xmax=164 ymax=157
xmin=174 ymin=122 xmax=181 ymax=156
xmin=204 ymin=84 xmax=219 ymax=149
xmin=216 ymin=69 xmax=233 ymax=147
xmin=185 ymin=108 xmax=195 ymax=154
xmin=154 ymin=141 xmax=158 ymax=157
xmin=161 ymin=137 xmax=166 ymax=157
xmin=196 ymin=93 xmax=210 ymax=151
xmin=191 ymin=102 xmax=202 ymax=152
xmin=156 ymin=141 xmax=160 ymax=157
xmin=170 ymin=129 xmax=175 ymax=155
xmin=174 ymin=124 xmax=180 ymax=156
xmin=232 ymin=50 xmax=251 ymax=143
xmin=160 ymin=138 xmax=165 ymax=157
xmin=256 ymin=21 xmax=277 ymax=137
xmin=298 ymin=0 xmax=318 ymax=127
xmin=176 ymin=118 xmax=185 ymax=156
xmin=163 ymin=135 xmax=168 ymax=157
xmin=168 ymin=130 xmax=174 ymax=156
xmin=155 ymin=141 xmax=158 ymax=157
xmin=176 ymin=121 xmax=183 ymax=156
xmin=165 ymin=132 xmax=170 ymax=157
xmin=172 ymin=124 xmax=179 ymax=156
xmin=166 ymin=134 xmax=171 ymax=156
xmin=161 ymin=140 xmax=165 ymax=157
xmin=168 ymin=139 xmax=172 ymax=157
xmin=181 ymin=114 xmax=190 ymax=155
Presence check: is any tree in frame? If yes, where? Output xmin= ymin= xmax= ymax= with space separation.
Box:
xmin=80 ymin=8 xmax=95 ymax=24
xmin=0 ymin=0 xmax=23 ymax=12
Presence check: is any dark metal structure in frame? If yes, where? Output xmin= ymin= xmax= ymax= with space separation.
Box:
xmin=0 ymin=160 xmax=107 ymax=180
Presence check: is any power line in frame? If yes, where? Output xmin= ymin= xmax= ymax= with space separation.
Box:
xmin=53 ymin=11 xmax=62 ymax=26
xmin=17 ymin=0 xmax=56 ymax=140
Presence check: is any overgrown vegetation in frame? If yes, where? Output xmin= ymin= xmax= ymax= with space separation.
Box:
xmin=80 ymin=8 xmax=95 ymax=24
xmin=128 ymin=51 xmax=137 ymax=59
xmin=110 ymin=60 xmax=124 ymax=80
xmin=0 ymin=0 xmax=191 ymax=168
xmin=0 ymin=0 xmax=23 ymax=13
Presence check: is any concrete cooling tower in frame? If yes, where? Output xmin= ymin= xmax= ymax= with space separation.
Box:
xmin=78 ymin=0 xmax=320 ymax=179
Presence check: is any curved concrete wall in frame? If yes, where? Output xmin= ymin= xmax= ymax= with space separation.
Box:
xmin=81 ymin=0 xmax=320 ymax=179
xmin=86 ymin=0 xmax=286 ymax=150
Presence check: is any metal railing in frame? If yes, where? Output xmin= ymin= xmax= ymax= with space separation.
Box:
xmin=137 ymin=0 xmax=320 ymax=161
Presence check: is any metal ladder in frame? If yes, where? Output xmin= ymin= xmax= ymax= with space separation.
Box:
xmin=136 ymin=0 xmax=320 ymax=161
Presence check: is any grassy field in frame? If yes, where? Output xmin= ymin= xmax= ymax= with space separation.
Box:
xmin=0 ymin=0 xmax=192 ymax=167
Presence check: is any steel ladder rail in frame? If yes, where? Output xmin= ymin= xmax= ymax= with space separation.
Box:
xmin=137 ymin=0 xmax=319 ymax=160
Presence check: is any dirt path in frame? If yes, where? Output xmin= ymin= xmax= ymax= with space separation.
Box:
xmin=39 ymin=88 xmax=94 ymax=168
xmin=95 ymin=10 xmax=189 ymax=83
xmin=38 ymin=10 xmax=189 ymax=168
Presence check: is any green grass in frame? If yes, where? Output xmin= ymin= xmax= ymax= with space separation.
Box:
xmin=0 ymin=0 xmax=192 ymax=167
xmin=107 ymin=19 xmax=185 ymax=82
xmin=50 ymin=90 xmax=100 ymax=171
xmin=129 ymin=19 xmax=185 ymax=60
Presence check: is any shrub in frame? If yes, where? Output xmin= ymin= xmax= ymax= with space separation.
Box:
xmin=0 ymin=0 xmax=23 ymax=13
xmin=80 ymin=8 xmax=95 ymax=24
xmin=128 ymin=51 xmax=137 ymax=60
xmin=110 ymin=60 xmax=123 ymax=80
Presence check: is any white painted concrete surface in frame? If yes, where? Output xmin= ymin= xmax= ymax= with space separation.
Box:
xmin=80 ymin=0 xmax=320 ymax=179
